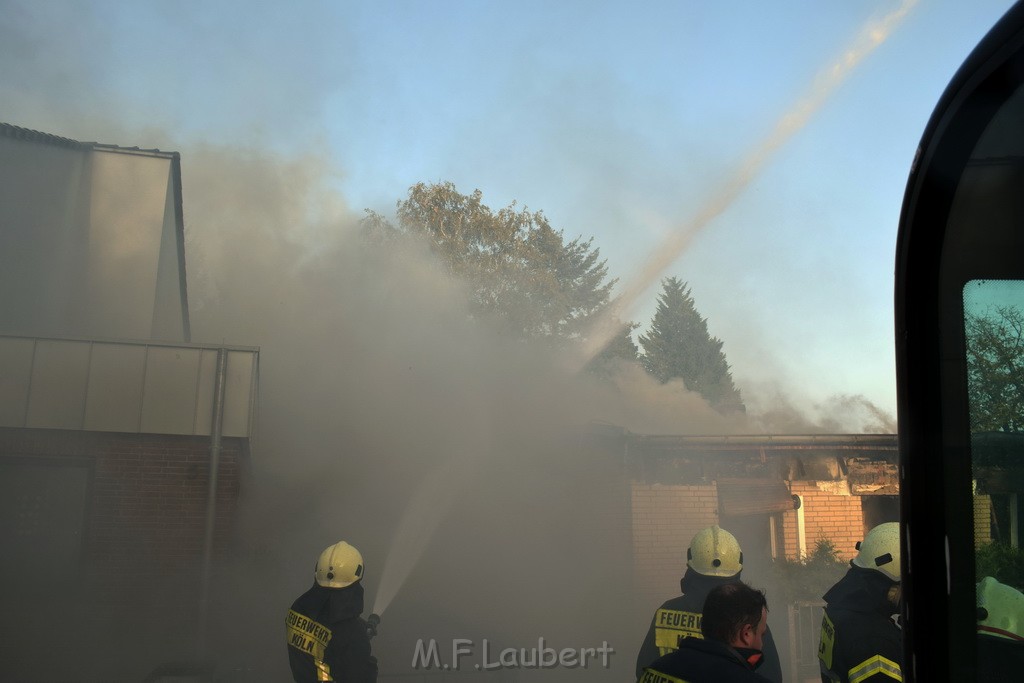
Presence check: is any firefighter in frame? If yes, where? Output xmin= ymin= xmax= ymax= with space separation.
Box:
xmin=635 ymin=526 xmax=783 ymax=683
xmin=818 ymin=522 xmax=902 ymax=683
xmin=286 ymin=541 xmax=378 ymax=683
xmin=977 ymin=576 xmax=1024 ymax=680
xmin=638 ymin=581 xmax=773 ymax=683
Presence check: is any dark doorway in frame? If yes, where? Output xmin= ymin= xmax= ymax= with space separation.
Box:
xmin=861 ymin=495 xmax=899 ymax=535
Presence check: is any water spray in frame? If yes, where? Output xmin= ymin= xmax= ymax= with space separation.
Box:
xmin=574 ymin=0 xmax=919 ymax=371
xmin=370 ymin=432 xmax=484 ymax=617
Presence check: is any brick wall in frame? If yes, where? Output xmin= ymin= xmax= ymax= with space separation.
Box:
xmin=0 ymin=427 xmax=250 ymax=680
xmin=0 ymin=427 xmax=246 ymax=601
xmin=631 ymin=482 xmax=718 ymax=605
xmin=781 ymin=481 xmax=864 ymax=561
xmin=975 ymin=494 xmax=993 ymax=547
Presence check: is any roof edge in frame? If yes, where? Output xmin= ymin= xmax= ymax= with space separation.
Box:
xmin=1 ymin=121 xmax=178 ymax=157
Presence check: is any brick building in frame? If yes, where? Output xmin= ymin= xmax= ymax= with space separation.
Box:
xmin=972 ymin=431 xmax=1024 ymax=549
xmin=574 ymin=427 xmax=902 ymax=682
xmin=579 ymin=429 xmax=900 ymax=602
xmin=0 ymin=123 xmax=259 ymax=681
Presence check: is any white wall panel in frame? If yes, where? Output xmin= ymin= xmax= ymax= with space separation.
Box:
xmin=82 ymin=343 xmax=146 ymax=432
xmin=0 ymin=338 xmax=35 ymax=426
xmin=0 ymin=336 xmax=257 ymax=437
xmin=25 ymin=340 xmax=90 ymax=429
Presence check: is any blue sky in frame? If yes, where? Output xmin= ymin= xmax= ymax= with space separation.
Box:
xmin=2 ymin=0 xmax=1017 ymax=421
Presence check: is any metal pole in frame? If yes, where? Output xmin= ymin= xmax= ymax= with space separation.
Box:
xmin=198 ymin=347 xmax=228 ymax=654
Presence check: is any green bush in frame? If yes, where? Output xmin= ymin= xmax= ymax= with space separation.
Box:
xmin=771 ymin=538 xmax=850 ymax=603
xmin=976 ymin=542 xmax=1024 ymax=589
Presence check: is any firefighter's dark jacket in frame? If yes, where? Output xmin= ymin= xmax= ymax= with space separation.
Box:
xmin=287 ymin=580 xmax=377 ymax=683
xmin=977 ymin=634 xmax=1024 ymax=681
xmin=638 ymin=636 xmax=772 ymax=683
xmin=818 ymin=566 xmax=902 ymax=683
xmin=635 ymin=569 xmax=783 ymax=683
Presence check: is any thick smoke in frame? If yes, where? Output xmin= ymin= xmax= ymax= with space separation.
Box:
xmin=1 ymin=4 xmax=900 ymax=676
xmin=169 ymin=140 xmax=899 ymax=680
xmin=745 ymin=384 xmax=898 ymax=434
xmin=177 ymin=141 xmax=762 ymax=680
xmin=0 ymin=110 xmax=897 ymax=678
xmin=0 ymin=123 xmax=896 ymax=679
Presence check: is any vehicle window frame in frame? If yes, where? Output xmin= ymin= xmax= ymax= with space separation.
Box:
xmin=896 ymin=3 xmax=1024 ymax=681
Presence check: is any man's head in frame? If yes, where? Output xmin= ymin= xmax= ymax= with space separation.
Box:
xmin=700 ymin=582 xmax=769 ymax=651
xmin=852 ymin=522 xmax=901 ymax=582
xmin=978 ymin=576 xmax=1024 ymax=642
xmin=687 ymin=526 xmax=743 ymax=578
xmin=315 ymin=541 xmax=364 ymax=588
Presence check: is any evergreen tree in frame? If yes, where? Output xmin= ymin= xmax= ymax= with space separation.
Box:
xmin=585 ymin=320 xmax=641 ymax=379
xmin=639 ymin=277 xmax=744 ymax=412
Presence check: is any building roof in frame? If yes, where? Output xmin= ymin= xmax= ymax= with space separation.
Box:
xmin=0 ymin=121 xmax=177 ymax=158
xmin=0 ymin=121 xmax=190 ymax=342
xmin=633 ymin=432 xmax=898 ymax=452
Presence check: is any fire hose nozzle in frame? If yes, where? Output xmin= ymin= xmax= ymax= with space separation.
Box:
xmin=367 ymin=613 xmax=381 ymax=640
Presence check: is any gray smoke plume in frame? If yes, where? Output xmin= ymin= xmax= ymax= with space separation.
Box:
xmin=175 ymin=142 xmax=895 ymax=680
xmin=176 ymin=141 xmax=754 ymax=680
xmin=0 ymin=3 xmax=900 ymax=678
xmin=0 ymin=126 xmax=896 ymax=681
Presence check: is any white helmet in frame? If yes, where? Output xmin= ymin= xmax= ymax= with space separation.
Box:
xmin=315 ymin=541 xmax=364 ymax=588
xmin=852 ymin=522 xmax=901 ymax=582
xmin=687 ymin=526 xmax=743 ymax=577
xmin=978 ymin=576 xmax=1024 ymax=641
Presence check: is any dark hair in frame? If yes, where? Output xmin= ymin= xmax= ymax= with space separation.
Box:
xmin=700 ymin=582 xmax=768 ymax=643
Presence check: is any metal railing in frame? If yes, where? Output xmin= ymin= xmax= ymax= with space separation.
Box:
xmin=788 ymin=601 xmax=825 ymax=683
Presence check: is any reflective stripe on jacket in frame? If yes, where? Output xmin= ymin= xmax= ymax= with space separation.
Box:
xmin=818 ymin=568 xmax=902 ymax=683
xmin=636 ymin=571 xmax=783 ymax=683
